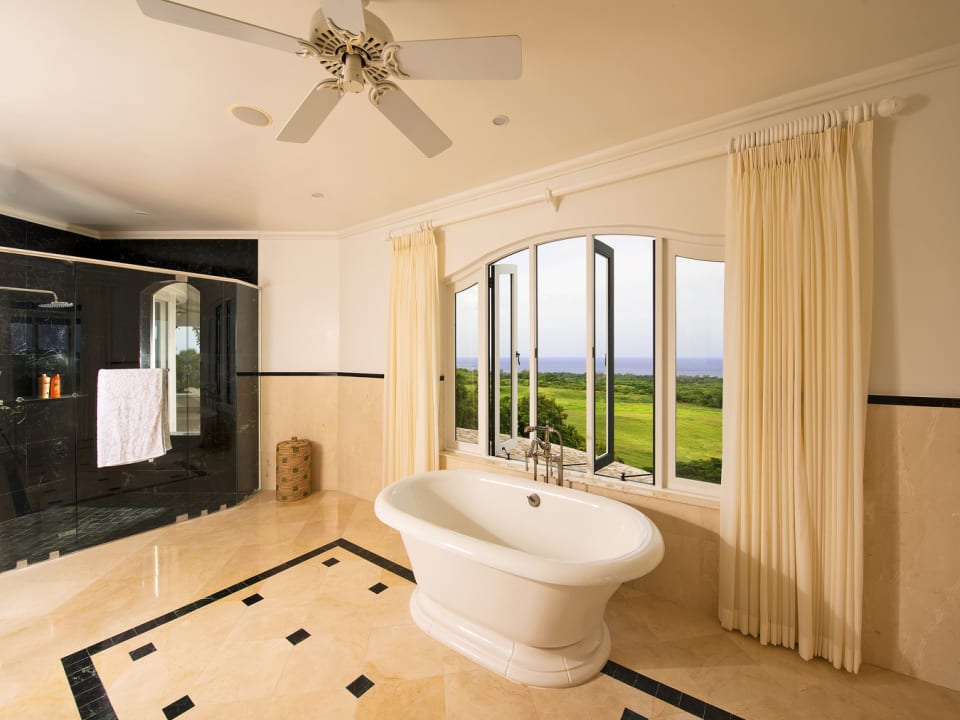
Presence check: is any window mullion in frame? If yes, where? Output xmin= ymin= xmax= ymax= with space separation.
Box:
xmin=529 ymin=243 xmax=538 ymax=429
xmin=585 ymin=235 xmax=596 ymax=475
xmin=654 ymin=236 xmax=668 ymax=490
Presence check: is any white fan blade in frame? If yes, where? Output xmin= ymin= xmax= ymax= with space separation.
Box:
xmin=136 ymin=0 xmax=308 ymax=55
xmin=319 ymin=0 xmax=366 ymax=36
xmin=387 ymin=36 xmax=522 ymax=80
xmin=369 ymin=84 xmax=451 ymax=158
xmin=277 ymin=81 xmax=342 ymax=143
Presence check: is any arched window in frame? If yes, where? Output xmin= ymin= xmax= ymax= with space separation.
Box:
xmin=445 ymin=230 xmax=723 ymax=498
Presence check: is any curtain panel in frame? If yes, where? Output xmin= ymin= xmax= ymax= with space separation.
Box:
xmin=719 ymin=120 xmax=874 ymax=673
xmin=383 ymin=228 xmax=440 ymax=486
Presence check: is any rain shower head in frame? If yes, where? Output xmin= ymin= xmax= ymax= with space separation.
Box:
xmin=0 ymin=285 xmax=73 ymax=309
xmin=37 ymin=299 xmax=74 ymax=309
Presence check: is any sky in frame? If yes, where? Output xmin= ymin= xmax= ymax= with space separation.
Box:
xmin=455 ymin=234 xmax=723 ymax=360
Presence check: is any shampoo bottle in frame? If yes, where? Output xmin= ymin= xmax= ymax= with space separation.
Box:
xmin=38 ymin=373 xmax=50 ymax=399
xmin=50 ymin=374 xmax=61 ymax=399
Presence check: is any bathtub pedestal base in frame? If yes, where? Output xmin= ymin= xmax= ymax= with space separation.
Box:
xmin=410 ymin=588 xmax=610 ymax=688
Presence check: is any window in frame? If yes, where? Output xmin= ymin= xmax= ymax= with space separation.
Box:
xmin=454 ymin=283 xmax=480 ymax=446
xmin=446 ymin=231 xmax=723 ymax=497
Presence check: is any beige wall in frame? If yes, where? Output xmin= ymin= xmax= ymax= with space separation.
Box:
xmin=258 ymin=234 xmax=340 ymax=372
xmin=256 ymin=57 xmax=960 ymax=690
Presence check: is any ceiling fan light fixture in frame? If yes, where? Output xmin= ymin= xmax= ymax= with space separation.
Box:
xmin=340 ymin=52 xmax=365 ymax=93
xmin=229 ymin=104 xmax=273 ymax=127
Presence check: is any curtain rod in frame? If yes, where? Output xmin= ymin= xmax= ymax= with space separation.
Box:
xmin=727 ymin=96 xmax=904 ymax=154
xmin=386 ymin=220 xmax=434 ymax=240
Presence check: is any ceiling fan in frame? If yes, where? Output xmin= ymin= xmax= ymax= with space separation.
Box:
xmin=136 ymin=0 xmax=522 ymax=157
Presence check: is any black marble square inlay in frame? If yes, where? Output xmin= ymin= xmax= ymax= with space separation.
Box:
xmin=346 ymin=674 xmax=374 ymax=698
xmin=322 ymin=557 xmax=340 ymax=567
xmin=242 ymin=593 xmax=264 ymax=606
xmin=286 ymin=628 xmax=311 ymax=645
xmin=162 ymin=694 xmax=195 ymax=719
xmin=129 ymin=642 xmax=157 ymax=661
xmin=368 ymin=582 xmax=388 ymax=594
xmin=620 ymin=709 xmax=647 ymax=720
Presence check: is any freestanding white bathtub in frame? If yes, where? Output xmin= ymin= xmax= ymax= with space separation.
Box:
xmin=374 ymin=469 xmax=664 ymax=687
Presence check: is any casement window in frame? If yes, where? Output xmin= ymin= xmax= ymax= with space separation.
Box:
xmin=446 ymin=231 xmax=723 ymax=498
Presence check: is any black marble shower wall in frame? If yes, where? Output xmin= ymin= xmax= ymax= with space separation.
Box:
xmin=0 ymin=253 xmax=78 ymax=529
xmin=0 ymin=214 xmax=259 ymax=570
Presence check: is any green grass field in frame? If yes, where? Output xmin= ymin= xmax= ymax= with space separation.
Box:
xmin=535 ymin=383 xmax=722 ymax=478
xmin=455 ymin=369 xmax=722 ymax=482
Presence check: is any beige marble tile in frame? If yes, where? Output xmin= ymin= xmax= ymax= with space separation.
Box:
xmin=442 ymin=669 xmax=539 ymax=720
xmin=4 ymin=485 xmax=960 ymax=720
xmin=863 ymin=404 xmax=960 ymax=690
xmin=364 ymin=624 xmax=443 ymax=681
xmin=357 ymin=675 xmax=446 ymax=720
xmin=260 ymin=375 xmax=338 ymax=492
xmin=528 ymin=673 xmax=652 ymax=718
xmin=337 ymin=375 xmax=386 ymax=502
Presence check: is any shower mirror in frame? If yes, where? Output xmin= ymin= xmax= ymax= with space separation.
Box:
xmin=140 ymin=281 xmax=200 ymax=435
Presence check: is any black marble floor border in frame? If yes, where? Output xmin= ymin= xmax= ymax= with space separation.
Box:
xmin=60 ymin=537 xmax=405 ymax=720
xmin=602 ymin=660 xmax=746 ymax=720
xmin=60 ymin=538 xmax=741 ymax=720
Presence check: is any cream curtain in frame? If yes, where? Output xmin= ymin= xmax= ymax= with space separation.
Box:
xmin=719 ymin=119 xmax=874 ymax=672
xmin=383 ymin=227 xmax=440 ymax=486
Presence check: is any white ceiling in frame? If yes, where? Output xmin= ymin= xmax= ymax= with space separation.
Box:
xmin=2 ymin=0 xmax=960 ymax=234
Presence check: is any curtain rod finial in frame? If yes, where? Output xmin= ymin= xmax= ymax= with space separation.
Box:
xmin=878 ymin=96 xmax=904 ymax=117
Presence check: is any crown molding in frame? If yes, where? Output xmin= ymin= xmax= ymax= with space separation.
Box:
xmin=257 ymin=231 xmax=339 ymax=241
xmin=339 ymin=42 xmax=960 ymax=240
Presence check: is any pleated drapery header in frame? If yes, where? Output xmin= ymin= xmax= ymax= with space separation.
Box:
xmin=727 ymin=96 xmax=901 ymax=154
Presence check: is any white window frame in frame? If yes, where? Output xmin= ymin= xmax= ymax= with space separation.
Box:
xmin=443 ymin=228 xmax=724 ymax=500
xmin=444 ymin=272 xmax=486 ymax=453
xmin=661 ymin=236 xmax=724 ymax=500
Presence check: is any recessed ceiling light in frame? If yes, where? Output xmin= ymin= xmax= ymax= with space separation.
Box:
xmin=492 ymin=115 xmax=510 ymax=126
xmin=311 ymin=192 xmax=325 ymax=199
xmin=229 ymin=104 xmax=272 ymax=127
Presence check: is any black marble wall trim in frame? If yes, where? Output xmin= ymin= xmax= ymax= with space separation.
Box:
xmin=243 ymin=371 xmax=385 ymax=379
xmin=60 ymin=538 xmax=740 ymax=720
xmin=868 ymin=394 xmax=960 ymax=408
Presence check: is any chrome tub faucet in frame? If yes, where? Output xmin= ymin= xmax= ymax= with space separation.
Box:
xmin=523 ymin=424 xmax=564 ymax=486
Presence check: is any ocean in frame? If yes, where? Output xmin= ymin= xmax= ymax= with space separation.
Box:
xmin=456 ymin=356 xmax=722 ymax=377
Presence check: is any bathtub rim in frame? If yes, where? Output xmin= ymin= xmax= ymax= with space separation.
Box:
xmin=375 ymin=469 xmax=665 ymax=587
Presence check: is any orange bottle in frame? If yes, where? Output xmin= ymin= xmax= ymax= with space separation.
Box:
xmin=50 ymin=374 xmax=61 ymax=399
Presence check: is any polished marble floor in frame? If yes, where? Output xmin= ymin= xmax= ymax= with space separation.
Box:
xmin=1 ymin=490 xmax=958 ymax=719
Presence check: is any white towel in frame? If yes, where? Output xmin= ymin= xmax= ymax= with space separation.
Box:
xmin=97 ymin=368 xmax=173 ymax=468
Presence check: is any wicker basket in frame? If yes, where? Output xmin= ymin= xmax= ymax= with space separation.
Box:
xmin=276 ymin=436 xmax=311 ymax=502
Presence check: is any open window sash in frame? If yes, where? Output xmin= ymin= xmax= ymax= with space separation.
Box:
xmin=593 ymin=238 xmax=615 ymax=471
xmin=489 ymin=263 xmax=519 ymax=455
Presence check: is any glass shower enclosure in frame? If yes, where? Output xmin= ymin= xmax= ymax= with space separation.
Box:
xmin=0 ymin=250 xmax=259 ymax=572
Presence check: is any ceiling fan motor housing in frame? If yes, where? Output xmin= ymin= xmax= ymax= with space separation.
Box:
xmin=310 ymin=8 xmax=394 ymax=91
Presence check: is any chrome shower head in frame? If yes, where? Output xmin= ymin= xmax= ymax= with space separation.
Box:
xmin=37 ymin=300 xmax=74 ymax=309
xmin=0 ymin=285 xmax=73 ymax=309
